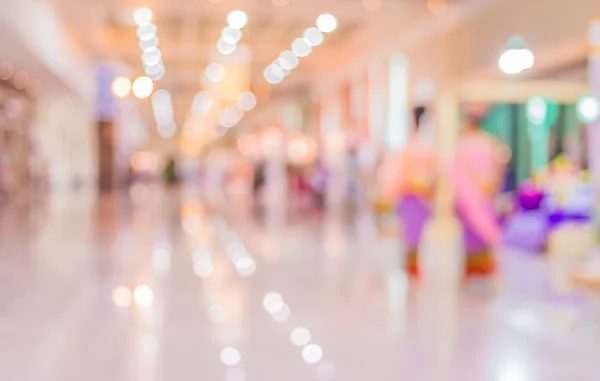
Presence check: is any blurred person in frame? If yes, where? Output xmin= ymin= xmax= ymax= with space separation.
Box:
xmin=455 ymin=107 xmax=510 ymax=275
xmin=380 ymin=106 xmax=436 ymax=275
xmin=163 ymin=156 xmax=178 ymax=184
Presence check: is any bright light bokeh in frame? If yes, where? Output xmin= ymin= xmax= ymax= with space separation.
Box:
xmin=292 ymin=38 xmax=312 ymax=57
xmin=220 ymin=347 xmax=242 ymax=366
xmin=227 ymin=10 xmax=248 ymax=29
xmin=132 ymin=76 xmax=154 ymax=99
xmin=236 ymin=91 xmax=257 ymax=111
xmin=112 ymin=76 xmax=132 ymax=97
xmin=137 ymin=23 xmax=157 ymax=41
xmin=279 ymin=50 xmax=299 ymax=70
xmin=499 ymin=48 xmax=534 ymax=75
xmin=133 ymin=7 xmax=153 ymax=26
xmin=304 ymin=27 xmax=324 ymax=46
xmin=192 ymin=91 xmax=213 ymax=116
xmin=217 ymin=38 xmax=237 ymax=55
xmin=577 ymin=95 xmax=600 ymax=123
xmin=205 ymin=63 xmax=226 ymax=82
xmin=222 ymin=26 xmax=243 ymax=44
xmin=302 ymin=344 xmax=324 ymax=364
xmin=133 ymin=285 xmax=154 ymax=307
xmin=316 ymin=14 xmax=337 ymax=33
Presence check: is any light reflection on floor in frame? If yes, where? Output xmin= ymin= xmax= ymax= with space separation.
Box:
xmin=0 ymin=186 xmax=599 ymax=381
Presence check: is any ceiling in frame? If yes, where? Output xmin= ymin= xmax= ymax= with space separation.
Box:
xmin=52 ymin=0 xmax=441 ymax=94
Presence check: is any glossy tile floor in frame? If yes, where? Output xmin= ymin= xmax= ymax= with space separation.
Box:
xmin=1 ymin=185 xmax=600 ymax=381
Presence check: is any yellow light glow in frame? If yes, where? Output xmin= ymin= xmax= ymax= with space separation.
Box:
xmin=132 ymin=76 xmax=154 ymax=99
xmin=112 ymin=76 xmax=132 ymax=98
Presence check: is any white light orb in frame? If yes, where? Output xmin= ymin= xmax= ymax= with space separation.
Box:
xmin=219 ymin=107 xmax=244 ymax=128
xmin=499 ymin=48 xmax=534 ymax=75
xmin=271 ymin=304 xmax=291 ymax=322
xmin=133 ymin=285 xmax=154 ymax=307
xmin=157 ymin=122 xmax=176 ymax=138
xmin=133 ymin=8 xmax=153 ymax=26
xmin=577 ymin=95 xmax=600 ymax=123
xmin=132 ymin=76 xmax=154 ymax=99
xmin=205 ymin=63 xmax=225 ymax=82
xmin=290 ymin=327 xmax=312 ymax=346
xmin=144 ymin=62 xmax=165 ymax=76
xmin=279 ymin=50 xmax=299 ymax=70
xmin=291 ymin=38 xmax=312 ymax=57
xmin=526 ymin=96 xmax=547 ymax=125
xmin=220 ymin=347 xmax=242 ymax=366
xmin=304 ymin=27 xmax=324 ymax=46
xmin=137 ymin=23 xmax=157 ymax=41
xmin=227 ymin=10 xmax=248 ymax=29
xmin=222 ymin=26 xmax=243 ymax=44
xmin=262 ymin=292 xmax=284 ymax=313
xmin=316 ymin=14 xmax=337 ymax=33
xmin=302 ymin=344 xmax=324 ymax=364
xmin=112 ymin=76 xmax=132 ymax=98
xmin=140 ymin=37 xmax=159 ymax=52
xmin=264 ymin=68 xmax=282 ymax=84
xmin=234 ymin=257 xmax=256 ymax=277
xmin=142 ymin=50 xmax=162 ymax=66
xmin=112 ymin=286 xmax=132 ymax=307
xmin=147 ymin=68 xmax=165 ymax=81
xmin=152 ymin=89 xmax=171 ymax=106
xmin=192 ymin=91 xmax=213 ymax=116
xmin=269 ymin=63 xmax=286 ymax=78
xmin=236 ymin=91 xmax=257 ymax=111
xmin=217 ymin=38 xmax=237 ymax=55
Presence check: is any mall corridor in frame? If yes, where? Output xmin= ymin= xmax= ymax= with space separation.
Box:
xmin=0 ymin=187 xmax=599 ymax=381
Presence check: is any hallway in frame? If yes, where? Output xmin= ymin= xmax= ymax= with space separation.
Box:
xmin=0 ymin=187 xmax=599 ymax=381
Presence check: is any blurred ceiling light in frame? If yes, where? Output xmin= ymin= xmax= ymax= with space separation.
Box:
xmin=290 ymin=327 xmax=312 ymax=346
xmin=152 ymin=89 xmax=171 ymax=106
xmin=227 ymin=10 xmax=248 ymax=29
xmin=132 ymin=76 xmax=154 ymax=99
xmin=140 ymin=37 xmax=159 ymax=52
xmin=217 ymin=38 xmax=237 ymax=55
xmin=133 ymin=7 xmax=153 ymax=25
xmin=142 ymin=49 xmax=162 ymax=66
xmin=427 ymin=0 xmax=447 ymax=14
xmin=499 ymin=36 xmax=534 ymax=75
xmin=279 ymin=51 xmax=299 ymax=70
xmin=112 ymin=286 xmax=132 ymax=307
xmin=268 ymin=63 xmax=286 ymax=78
xmin=303 ymin=27 xmax=324 ymax=46
xmin=133 ymin=285 xmax=154 ymax=307
xmin=264 ymin=67 xmax=283 ymax=84
xmin=271 ymin=0 xmax=291 ymax=6
xmin=222 ymin=26 xmax=243 ymax=44
xmin=158 ymin=122 xmax=177 ymax=138
xmin=220 ymin=347 xmax=242 ymax=366
xmin=219 ymin=107 xmax=244 ymax=128
xmin=292 ymin=38 xmax=312 ymax=57
xmin=112 ymin=76 xmax=132 ymax=97
xmin=0 ymin=62 xmax=14 ymax=80
xmin=13 ymin=71 xmax=29 ymax=90
xmin=526 ymin=96 xmax=547 ymax=125
xmin=362 ymin=0 xmax=382 ymax=11
xmin=236 ymin=91 xmax=257 ymax=111
xmin=147 ymin=68 xmax=165 ymax=81
xmin=316 ymin=14 xmax=337 ymax=33
xmin=137 ymin=23 xmax=157 ymax=41
xmin=192 ymin=91 xmax=213 ymax=116
xmin=205 ymin=62 xmax=226 ymax=82
xmin=144 ymin=62 xmax=165 ymax=76
xmin=262 ymin=292 xmax=284 ymax=313
xmin=302 ymin=344 xmax=324 ymax=364
xmin=576 ymin=95 xmax=600 ymax=123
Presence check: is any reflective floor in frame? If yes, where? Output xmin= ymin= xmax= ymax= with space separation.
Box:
xmin=1 ymin=186 xmax=600 ymax=381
